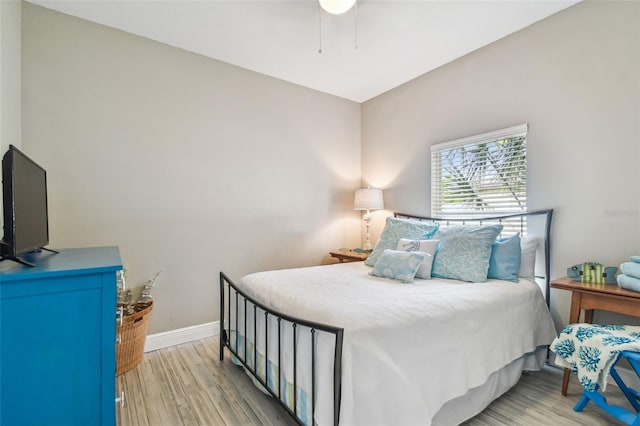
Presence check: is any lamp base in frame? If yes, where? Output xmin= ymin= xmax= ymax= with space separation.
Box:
xmin=363 ymin=211 xmax=373 ymax=251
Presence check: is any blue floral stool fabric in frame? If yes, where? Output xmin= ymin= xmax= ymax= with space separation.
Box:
xmin=551 ymin=324 xmax=640 ymax=425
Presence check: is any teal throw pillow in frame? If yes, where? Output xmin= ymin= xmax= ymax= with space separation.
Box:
xmin=431 ymin=225 xmax=503 ymax=282
xmin=369 ymin=250 xmax=426 ymax=283
xmin=365 ymin=217 xmax=439 ymax=267
xmin=488 ymin=233 xmax=521 ymax=282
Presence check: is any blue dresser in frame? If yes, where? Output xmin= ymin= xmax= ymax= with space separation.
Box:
xmin=0 ymin=246 xmax=122 ymax=426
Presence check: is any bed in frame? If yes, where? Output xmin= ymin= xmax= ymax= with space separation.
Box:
xmin=219 ymin=210 xmax=556 ymax=425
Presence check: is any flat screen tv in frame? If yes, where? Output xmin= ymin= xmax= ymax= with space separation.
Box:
xmin=1 ymin=145 xmax=55 ymax=266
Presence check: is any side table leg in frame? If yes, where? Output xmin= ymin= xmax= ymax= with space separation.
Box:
xmin=562 ymin=292 xmax=582 ymax=396
xmin=562 ymin=368 xmax=570 ymax=395
xmin=584 ymin=309 xmax=594 ymax=323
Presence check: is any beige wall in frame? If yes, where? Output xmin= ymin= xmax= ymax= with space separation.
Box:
xmin=362 ymin=0 xmax=640 ymax=329
xmin=21 ymin=3 xmax=362 ymax=333
xmin=0 ymin=0 xmax=21 ymax=154
xmin=0 ymin=0 xmax=22 ymax=222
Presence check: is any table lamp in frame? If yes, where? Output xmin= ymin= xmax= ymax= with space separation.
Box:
xmin=354 ymin=187 xmax=384 ymax=250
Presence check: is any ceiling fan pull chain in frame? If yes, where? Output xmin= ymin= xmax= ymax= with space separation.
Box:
xmin=354 ymin=1 xmax=358 ymax=50
xmin=318 ymin=3 xmax=323 ymax=54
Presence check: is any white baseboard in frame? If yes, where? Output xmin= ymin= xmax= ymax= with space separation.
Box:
xmin=144 ymin=321 xmax=219 ymax=353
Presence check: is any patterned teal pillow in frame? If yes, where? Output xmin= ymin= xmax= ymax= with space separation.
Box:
xmin=369 ymin=250 xmax=426 ymax=283
xmin=365 ymin=217 xmax=439 ymax=267
xmin=431 ymin=225 xmax=503 ymax=282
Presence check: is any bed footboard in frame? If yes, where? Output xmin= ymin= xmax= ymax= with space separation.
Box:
xmin=219 ymin=272 xmax=344 ymax=426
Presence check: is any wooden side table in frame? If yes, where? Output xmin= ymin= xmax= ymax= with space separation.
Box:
xmin=329 ymin=250 xmax=369 ymax=263
xmin=550 ymin=276 xmax=640 ymax=395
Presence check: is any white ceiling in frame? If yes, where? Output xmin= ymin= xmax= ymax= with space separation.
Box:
xmin=29 ymin=0 xmax=580 ymax=103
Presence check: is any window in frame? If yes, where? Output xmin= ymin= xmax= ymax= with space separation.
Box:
xmin=431 ymin=124 xmax=527 ymax=222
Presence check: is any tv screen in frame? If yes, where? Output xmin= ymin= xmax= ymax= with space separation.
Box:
xmin=1 ymin=145 xmax=50 ymax=259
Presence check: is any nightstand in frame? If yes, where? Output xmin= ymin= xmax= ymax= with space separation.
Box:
xmin=550 ymin=276 xmax=640 ymax=395
xmin=329 ymin=250 xmax=369 ymax=263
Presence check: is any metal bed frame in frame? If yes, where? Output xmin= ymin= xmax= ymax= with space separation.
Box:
xmin=219 ymin=209 xmax=553 ymax=426
xmin=219 ymin=271 xmax=344 ymax=426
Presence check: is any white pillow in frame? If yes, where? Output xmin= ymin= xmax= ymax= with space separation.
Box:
xmin=519 ymin=237 xmax=538 ymax=279
xmin=396 ymin=238 xmax=440 ymax=279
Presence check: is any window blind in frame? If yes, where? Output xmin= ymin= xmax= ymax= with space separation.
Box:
xmin=431 ymin=124 xmax=528 ymax=224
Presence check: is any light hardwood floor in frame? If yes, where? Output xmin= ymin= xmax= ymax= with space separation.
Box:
xmin=118 ymin=336 xmax=631 ymax=425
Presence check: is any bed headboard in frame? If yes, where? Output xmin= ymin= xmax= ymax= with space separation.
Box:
xmin=394 ymin=210 xmax=554 ymax=304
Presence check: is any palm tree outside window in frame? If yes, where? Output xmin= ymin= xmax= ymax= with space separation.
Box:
xmin=431 ymin=124 xmax=528 ymax=235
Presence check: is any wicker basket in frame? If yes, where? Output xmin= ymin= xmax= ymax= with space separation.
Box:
xmin=116 ymin=301 xmax=153 ymax=376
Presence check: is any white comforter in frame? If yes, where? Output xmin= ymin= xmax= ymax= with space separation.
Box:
xmin=235 ymin=262 xmax=556 ymax=426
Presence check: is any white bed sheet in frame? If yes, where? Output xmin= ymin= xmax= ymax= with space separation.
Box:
xmin=234 ymin=261 xmax=556 ymax=425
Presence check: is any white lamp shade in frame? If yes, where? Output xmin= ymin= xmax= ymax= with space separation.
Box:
xmin=319 ymin=0 xmax=357 ymax=15
xmin=354 ymin=188 xmax=384 ymax=211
